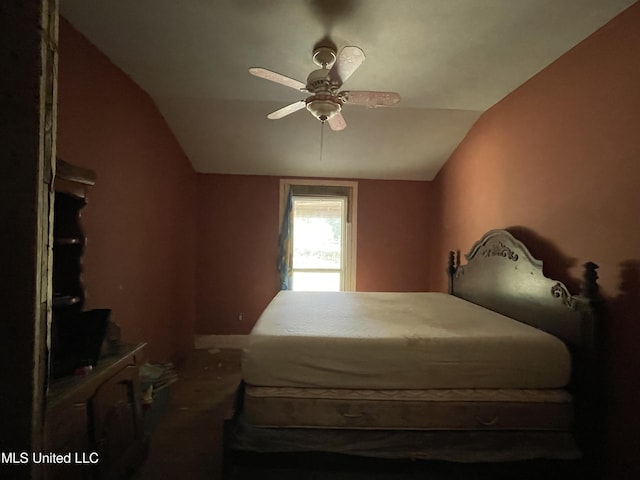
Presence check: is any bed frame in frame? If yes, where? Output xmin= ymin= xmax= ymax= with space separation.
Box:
xmin=222 ymin=229 xmax=604 ymax=479
xmin=447 ymin=230 xmax=604 ymax=466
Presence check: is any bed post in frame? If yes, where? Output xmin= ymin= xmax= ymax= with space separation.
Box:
xmin=447 ymin=251 xmax=457 ymax=294
xmin=582 ymin=262 xmax=603 ymax=310
xmin=575 ymin=261 xmax=606 ymax=477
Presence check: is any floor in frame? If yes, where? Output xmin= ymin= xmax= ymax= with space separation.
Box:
xmin=132 ymin=348 xmax=242 ymax=480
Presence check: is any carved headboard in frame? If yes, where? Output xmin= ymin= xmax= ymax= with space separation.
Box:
xmin=448 ymin=229 xmax=601 ymax=354
xmin=448 ymin=229 xmax=604 ymax=462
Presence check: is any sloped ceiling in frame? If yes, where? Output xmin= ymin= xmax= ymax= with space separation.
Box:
xmin=60 ymin=0 xmax=635 ymax=180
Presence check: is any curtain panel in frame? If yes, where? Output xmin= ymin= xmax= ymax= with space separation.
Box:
xmin=278 ymin=189 xmax=293 ymax=290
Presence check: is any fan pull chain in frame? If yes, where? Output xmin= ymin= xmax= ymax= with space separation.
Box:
xmin=319 ymin=121 xmax=325 ymax=161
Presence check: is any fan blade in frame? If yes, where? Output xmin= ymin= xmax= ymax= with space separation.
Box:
xmin=328 ymin=46 xmax=365 ymax=86
xmin=342 ymin=90 xmax=401 ymax=107
xmin=328 ymin=112 xmax=346 ymax=131
xmin=267 ymin=100 xmax=307 ymax=120
xmin=249 ymin=67 xmax=306 ymax=91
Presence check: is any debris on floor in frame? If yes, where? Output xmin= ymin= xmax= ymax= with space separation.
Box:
xmin=140 ymin=362 xmax=178 ymax=433
xmin=141 ymin=362 xmax=177 ymax=397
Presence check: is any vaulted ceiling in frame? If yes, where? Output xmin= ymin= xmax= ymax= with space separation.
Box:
xmin=60 ymin=0 xmax=635 ymax=180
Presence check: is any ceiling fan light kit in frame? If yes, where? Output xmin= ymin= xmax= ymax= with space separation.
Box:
xmin=306 ymin=96 xmax=341 ymax=122
xmin=249 ymin=42 xmax=400 ymax=131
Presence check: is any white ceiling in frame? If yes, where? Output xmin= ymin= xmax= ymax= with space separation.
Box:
xmin=59 ymin=0 xmax=635 ymax=180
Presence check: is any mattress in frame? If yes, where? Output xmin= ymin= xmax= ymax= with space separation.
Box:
xmin=242 ymin=291 xmax=571 ymax=390
xmin=243 ymin=385 xmax=573 ymax=430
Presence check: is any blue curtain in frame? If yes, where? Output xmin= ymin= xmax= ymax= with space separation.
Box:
xmin=277 ymin=189 xmax=293 ymax=290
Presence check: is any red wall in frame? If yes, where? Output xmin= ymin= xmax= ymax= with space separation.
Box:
xmin=196 ymin=175 xmax=281 ymax=335
xmin=196 ymin=175 xmax=434 ymax=334
xmin=432 ymin=4 xmax=640 ymax=478
xmin=357 ymin=179 xmax=434 ymax=291
xmin=57 ymin=19 xmax=197 ymax=362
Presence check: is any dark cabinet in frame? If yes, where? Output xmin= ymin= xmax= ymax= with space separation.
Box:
xmin=45 ymin=160 xmax=148 ymax=479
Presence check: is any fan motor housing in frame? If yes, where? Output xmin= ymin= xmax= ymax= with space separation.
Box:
xmin=306 ymin=69 xmax=333 ymax=92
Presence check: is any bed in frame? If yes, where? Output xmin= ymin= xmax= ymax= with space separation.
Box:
xmin=223 ymin=229 xmax=604 ymax=478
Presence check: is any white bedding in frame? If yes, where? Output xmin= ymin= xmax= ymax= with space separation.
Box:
xmin=242 ymin=291 xmax=571 ymax=390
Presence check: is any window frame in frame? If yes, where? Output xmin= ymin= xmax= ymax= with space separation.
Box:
xmin=279 ymin=179 xmax=358 ymax=291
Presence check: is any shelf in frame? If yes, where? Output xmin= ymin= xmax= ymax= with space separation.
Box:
xmin=55 ymin=159 xmax=96 ymax=199
xmin=54 ymin=237 xmax=82 ymax=246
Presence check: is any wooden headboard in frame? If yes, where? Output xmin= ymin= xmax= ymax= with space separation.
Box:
xmin=448 ymin=229 xmax=601 ymax=353
xmin=447 ymin=229 xmax=604 ymax=462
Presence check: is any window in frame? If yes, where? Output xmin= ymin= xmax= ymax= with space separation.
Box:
xmin=292 ymin=196 xmax=346 ymax=291
xmin=279 ymin=179 xmax=357 ymax=291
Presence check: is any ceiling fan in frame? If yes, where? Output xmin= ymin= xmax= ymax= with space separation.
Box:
xmin=249 ymin=43 xmax=401 ymax=131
